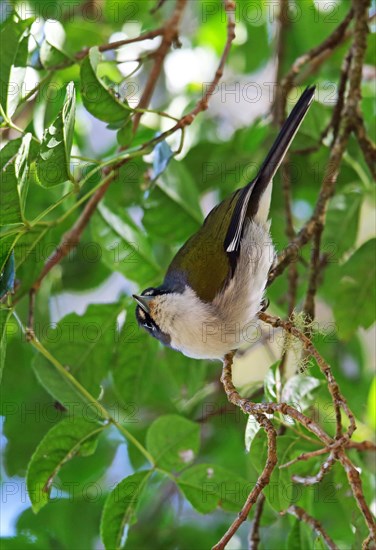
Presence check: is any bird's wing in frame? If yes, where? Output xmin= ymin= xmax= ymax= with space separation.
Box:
xmin=163 ymin=86 xmax=316 ymax=303
xmin=163 ymin=191 xmax=240 ymax=302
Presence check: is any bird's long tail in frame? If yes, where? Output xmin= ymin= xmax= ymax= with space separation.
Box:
xmin=224 ymin=86 xmax=315 ymax=253
xmin=255 ymin=85 xmax=316 ymax=190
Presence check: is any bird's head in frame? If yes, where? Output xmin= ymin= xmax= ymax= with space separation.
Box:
xmin=133 ymin=288 xmax=172 ymax=347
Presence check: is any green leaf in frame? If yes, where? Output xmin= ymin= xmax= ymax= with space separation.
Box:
xmin=0 ymin=308 xmax=12 ymax=383
xmin=142 ymin=160 xmax=203 ymax=243
xmin=264 ymin=361 xmax=281 ymax=402
xmin=10 ymin=225 xmax=51 ymax=294
xmin=286 ymin=518 xmax=302 ymax=550
xmin=146 ymin=414 xmax=200 ymax=472
xmin=26 ymin=416 xmax=106 ymax=513
xmin=249 ymin=434 xmax=298 ymax=512
xmin=112 ymin=306 xmax=159 ymax=406
xmin=0 ymin=249 xmax=15 ymax=298
xmin=0 ymin=250 xmax=15 ymax=298
xmin=281 ymin=375 xmax=321 ymax=411
xmin=92 ymin=202 xmax=161 ymax=284
xmin=40 ymin=20 xmax=72 ymax=69
xmin=0 ymin=15 xmax=34 ymax=117
xmin=367 ymin=377 xmax=376 ymax=431
xmin=80 ymin=47 xmax=131 ymax=123
xmin=244 ymin=415 xmax=262 ymax=452
xmin=116 ymin=120 xmax=133 ymax=147
xmin=100 ymin=471 xmax=152 ymax=550
xmin=32 ymin=303 xmax=121 ymax=411
xmin=177 ymin=463 xmax=250 ymax=513
xmin=314 ymin=535 xmax=327 ymax=549
xmin=323 ymin=186 xmax=362 ymax=259
xmin=36 ymin=81 xmax=76 ymax=187
xmin=0 ymin=135 xmax=32 ymax=225
xmin=333 ymin=239 xmax=376 ymax=339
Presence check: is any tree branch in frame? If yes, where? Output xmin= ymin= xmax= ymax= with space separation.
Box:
xmin=282 ymin=506 xmax=339 ymax=550
xmin=212 ymin=353 xmax=277 ymax=550
xmin=132 ymin=0 xmax=188 ymax=131
xmin=215 ymin=309 xmax=375 ymax=547
xmin=268 ymin=0 xmax=372 ymax=286
xmin=74 ymin=27 xmax=165 ymax=61
xmin=248 ymin=493 xmax=265 ymax=550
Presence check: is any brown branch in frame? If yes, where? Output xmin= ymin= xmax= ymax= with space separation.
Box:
xmin=280 ymin=8 xmax=354 ymax=97
xmin=302 ymin=228 xmax=322 ymax=322
xmin=347 ymin=440 xmax=376 ymax=452
xmin=352 ymin=112 xmax=376 ymax=180
xmin=27 ymin=170 xmax=115 ymax=332
xmin=339 ymin=451 xmax=376 ymax=541
xmin=215 ymin=306 xmax=375 ymax=547
xmin=295 ymin=11 xmax=375 ymax=85
xmin=258 ymin=311 xmax=376 ymax=542
xmin=279 ymin=446 xmax=330 ymax=469
xmin=291 ymin=451 xmax=336 ymax=485
xmin=279 ymin=440 xmax=376 ymax=470
xmin=213 ymin=354 xmax=277 ymax=550
xmin=74 ymin=27 xmax=165 ymax=61
xmin=268 ymin=0 xmax=374 ymax=286
xmin=248 ymin=493 xmax=265 ymax=550
xmin=363 ymin=533 xmax=376 ymax=550
xmin=283 ymin=506 xmax=339 ymax=550
xmin=301 ymin=50 xmax=352 ymax=311
xmin=132 ymin=0 xmax=236 ymax=147
xmin=259 ymin=311 xmax=355 ymax=441
xmin=132 ymin=0 xmax=188 ymax=132
xmin=328 ymin=49 xmax=353 ymax=145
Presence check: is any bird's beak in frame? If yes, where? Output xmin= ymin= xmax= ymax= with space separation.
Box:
xmin=132 ymin=294 xmax=153 ymax=314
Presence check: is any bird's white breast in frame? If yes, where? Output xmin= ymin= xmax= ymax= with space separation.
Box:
xmin=153 ymin=221 xmax=274 ymax=359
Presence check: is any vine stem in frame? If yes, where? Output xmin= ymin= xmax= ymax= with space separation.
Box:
xmin=22 ymin=320 xmax=155 ymax=466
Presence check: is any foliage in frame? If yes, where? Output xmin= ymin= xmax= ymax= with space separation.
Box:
xmin=0 ymin=1 xmax=374 ymax=549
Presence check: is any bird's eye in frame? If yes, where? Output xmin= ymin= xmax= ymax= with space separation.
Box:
xmin=144 ymin=321 xmax=154 ymax=331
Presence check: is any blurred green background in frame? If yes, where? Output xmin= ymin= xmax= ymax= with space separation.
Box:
xmin=0 ymin=0 xmax=375 ymax=548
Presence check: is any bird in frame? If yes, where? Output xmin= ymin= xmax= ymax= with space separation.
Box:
xmin=133 ymin=86 xmax=316 ymax=360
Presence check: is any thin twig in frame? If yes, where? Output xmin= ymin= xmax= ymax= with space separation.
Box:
xmin=279 ymin=8 xmax=354 ymax=96
xmin=213 ymin=354 xmax=277 ymax=550
xmin=279 ymin=440 xmax=376 ymax=469
xmin=352 ymin=112 xmax=376 ymax=180
xmin=339 ymin=451 xmax=376 ymax=541
xmin=27 ymin=170 xmax=114 ymax=329
xmin=291 ymin=451 xmax=336 ymax=485
xmin=248 ymin=494 xmax=265 ymax=550
xmin=74 ymin=27 xmax=165 ymax=61
xmin=258 ymin=310 xmax=376 ymax=542
xmin=283 ymin=506 xmax=339 ymax=550
xmin=303 ymin=228 xmax=322 ymax=322
xmin=259 ymin=312 xmax=354 ymax=441
xmin=132 ymin=0 xmax=188 ymax=132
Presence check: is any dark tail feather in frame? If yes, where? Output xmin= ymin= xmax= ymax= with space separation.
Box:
xmin=224 ymin=86 xmax=315 ymax=254
xmin=253 ymin=85 xmax=316 ymax=198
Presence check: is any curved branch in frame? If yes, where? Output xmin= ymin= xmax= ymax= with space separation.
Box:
xmin=283 ymin=506 xmax=339 ymax=550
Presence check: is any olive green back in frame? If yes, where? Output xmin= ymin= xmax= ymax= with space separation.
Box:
xmin=164 ymin=189 xmax=241 ymax=302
